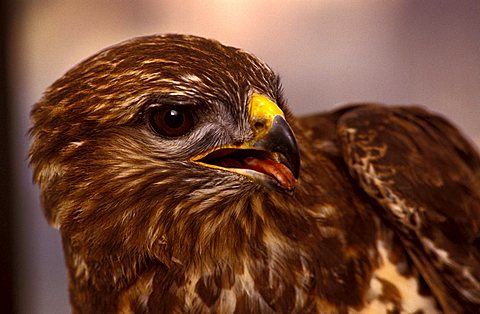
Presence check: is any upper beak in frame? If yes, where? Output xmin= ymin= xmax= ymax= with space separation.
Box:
xmin=192 ymin=93 xmax=300 ymax=193
xmin=249 ymin=94 xmax=300 ymax=179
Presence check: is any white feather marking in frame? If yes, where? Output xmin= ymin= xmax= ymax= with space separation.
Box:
xmin=217 ymin=289 xmax=237 ymax=312
xmin=230 ymin=264 xmax=256 ymax=300
xmin=168 ymin=90 xmax=188 ymax=96
xmin=69 ymin=141 xmax=85 ymax=147
xmin=141 ymin=58 xmax=174 ymax=65
xmin=371 ymin=240 xmax=440 ymax=313
xmin=171 ymin=256 xmax=184 ymax=266
xmin=181 ymin=73 xmax=203 ymax=83
xmin=422 ymin=238 xmax=480 ymax=301
xmin=184 ymin=273 xmax=200 ymax=310
xmin=311 ymin=204 xmax=337 ymax=219
xmin=422 ymin=238 xmax=450 ymax=264
xmin=365 ymin=277 xmax=382 ymax=302
xmin=137 ymin=274 xmax=154 ymax=309
xmin=73 ymin=253 xmax=89 ymax=280
xmin=348 ymin=131 xmax=418 ymax=227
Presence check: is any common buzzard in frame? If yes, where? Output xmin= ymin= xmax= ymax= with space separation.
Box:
xmin=29 ymin=34 xmax=480 ymax=313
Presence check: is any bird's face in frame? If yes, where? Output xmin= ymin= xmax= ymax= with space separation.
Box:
xmin=30 ymin=34 xmax=300 ymax=270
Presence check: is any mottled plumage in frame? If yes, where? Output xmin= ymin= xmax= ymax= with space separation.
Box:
xmin=29 ymin=34 xmax=480 ymax=313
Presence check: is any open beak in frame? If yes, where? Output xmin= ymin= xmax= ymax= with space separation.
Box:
xmin=191 ymin=93 xmax=300 ymax=193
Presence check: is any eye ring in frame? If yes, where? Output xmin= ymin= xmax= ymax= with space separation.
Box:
xmin=148 ymin=105 xmax=195 ymax=137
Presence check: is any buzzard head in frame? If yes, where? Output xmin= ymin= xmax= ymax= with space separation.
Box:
xmin=29 ymin=34 xmax=301 ymax=284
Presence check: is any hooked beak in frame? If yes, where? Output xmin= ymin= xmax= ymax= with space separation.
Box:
xmin=191 ymin=93 xmax=300 ymax=193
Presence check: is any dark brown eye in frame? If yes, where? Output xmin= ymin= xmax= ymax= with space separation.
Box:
xmin=149 ymin=106 xmax=195 ymax=137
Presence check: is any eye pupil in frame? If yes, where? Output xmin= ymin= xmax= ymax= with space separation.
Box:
xmin=164 ymin=109 xmax=184 ymax=129
xmin=149 ymin=105 xmax=195 ymax=137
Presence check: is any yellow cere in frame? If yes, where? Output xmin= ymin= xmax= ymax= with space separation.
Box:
xmin=248 ymin=93 xmax=285 ymax=133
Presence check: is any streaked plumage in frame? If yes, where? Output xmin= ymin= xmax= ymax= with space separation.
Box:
xmin=29 ymin=34 xmax=480 ymax=313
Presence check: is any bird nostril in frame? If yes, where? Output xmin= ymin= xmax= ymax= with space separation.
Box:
xmin=254 ymin=121 xmax=265 ymax=131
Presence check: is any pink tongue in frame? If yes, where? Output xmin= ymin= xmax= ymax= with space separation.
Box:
xmin=243 ymin=157 xmax=296 ymax=191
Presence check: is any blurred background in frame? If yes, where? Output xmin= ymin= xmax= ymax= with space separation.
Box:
xmin=2 ymin=0 xmax=480 ymax=313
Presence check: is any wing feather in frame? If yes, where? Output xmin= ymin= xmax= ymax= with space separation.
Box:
xmin=332 ymin=104 xmax=480 ymax=313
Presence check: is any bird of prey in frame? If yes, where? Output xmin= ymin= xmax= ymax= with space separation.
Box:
xmin=29 ymin=34 xmax=480 ymax=313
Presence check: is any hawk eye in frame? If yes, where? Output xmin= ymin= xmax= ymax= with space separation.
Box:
xmin=148 ymin=106 xmax=195 ymax=137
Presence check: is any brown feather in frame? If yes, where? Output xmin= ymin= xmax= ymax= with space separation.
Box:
xmin=29 ymin=34 xmax=479 ymax=313
xmin=335 ymin=104 xmax=480 ymax=313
